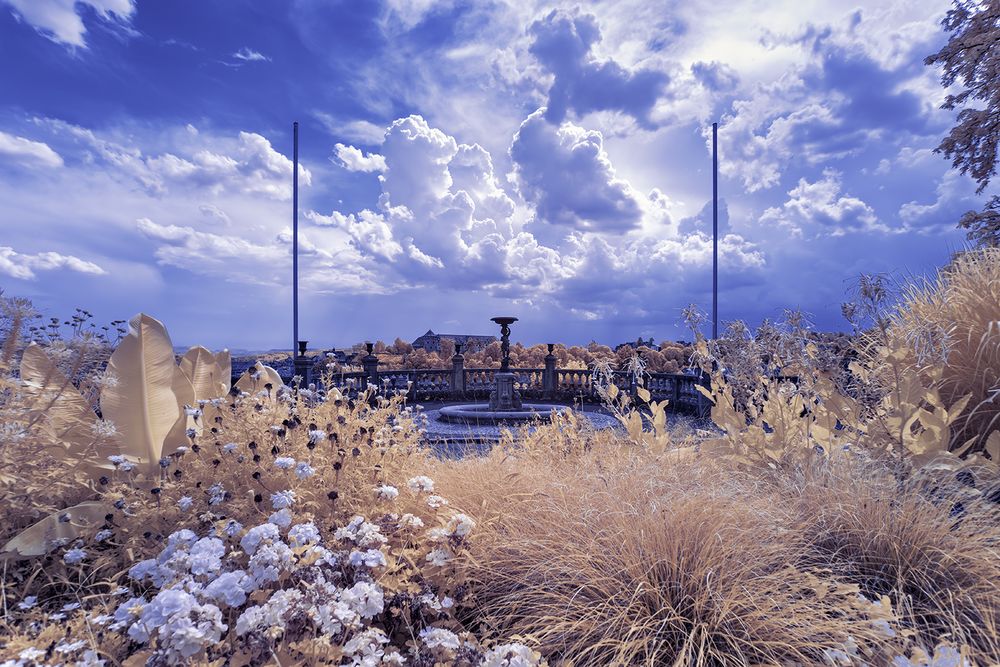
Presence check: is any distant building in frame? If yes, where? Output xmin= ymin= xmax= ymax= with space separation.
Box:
xmin=614 ymin=336 xmax=657 ymax=352
xmin=412 ymin=329 xmax=497 ymax=353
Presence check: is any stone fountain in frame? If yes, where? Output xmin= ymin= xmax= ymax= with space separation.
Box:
xmin=437 ymin=316 xmax=571 ymax=426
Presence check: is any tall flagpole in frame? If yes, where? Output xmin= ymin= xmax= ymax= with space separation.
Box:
xmin=293 ymin=121 xmax=299 ymax=360
xmin=712 ymin=121 xmax=718 ymax=340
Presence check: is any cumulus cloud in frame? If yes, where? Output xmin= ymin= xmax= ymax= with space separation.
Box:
xmin=898 ymin=170 xmax=986 ymax=234
xmin=527 ymin=8 xmax=669 ymax=128
xmin=691 ymin=61 xmax=739 ymax=92
xmin=0 ymin=246 xmax=105 ymax=280
xmin=3 ymin=0 xmax=135 ymax=47
xmin=307 ymin=112 xmax=765 ymax=316
xmin=716 ymin=39 xmax=937 ymax=193
xmin=760 ymin=169 xmax=886 ymax=237
xmin=0 ymin=131 xmax=63 ymax=168
xmin=511 ymin=109 xmax=642 ymax=235
xmin=37 ymin=119 xmax=311 ymax=200
xmin=333 ymin=143 xmax=387 ymax=173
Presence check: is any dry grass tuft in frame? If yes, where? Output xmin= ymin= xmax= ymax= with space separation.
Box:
xmin=429 ymin=438 xmax=909 ymax=666
xmin=792 ymin=460 xmax=1000 ymax=660
xmin=892 ymin=248 xmax=1000 ymax=451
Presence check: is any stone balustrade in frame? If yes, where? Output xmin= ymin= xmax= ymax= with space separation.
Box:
xmin=248 ymin=346 xmax=711 ymax=415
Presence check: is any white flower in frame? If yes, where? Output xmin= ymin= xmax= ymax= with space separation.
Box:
xmin=19 ymin=648 xmax=45 ymax=661
xmin=222 ymin=442 xmax=238 ymax=453
xmin=91 ymin=419 xmax=117 ymax=437
xmin=224 ymin=519 xmax=243 ymax=537
xmin=334 ymin=516 xmax=387 ymax=547
xmin=248 ymin=540 xmax=294 ymax=586
xmin=183 ymin=406 xmax=202 ymax=418
xmin=308 ymin=429 xmax=326 ymax=444
xmin=375 ymin=485 xmax=399 ymax=501
xmin=342 ymin=627 xmax=389 ymax=661
xmin=240 ymin=523 xmax=280 ymax=556
xmin=188 ymin=537 xmax=225 ymax=576
xmin=56 ymin=639 xmax=87 ymax=653
xmin=64 ymin=547 xmax=87 ymax=564
xmin=18 ymin=595 xmax=37 ymax=610
xmin=425 ymin=547 xmax=452 ymax=567
xmin=481 ymin=643 xmax=543 ymax=667
xmin=341 ymin=581 xmax=384 ymax=619
xmin=177 ymin=496 xmax=194 ymax=511
xmin=119 ymin=460 xmax=135 ymax=472
xmin=398 ymin=513 xmax=424 ymax=530
xmin=274 ymin=456 xmax=296 ymax=470
xmin=426 ymin=495 xmax=448 ymax=509
xmin=348 ymin=548 xmax=387 ymax=568
xmin=107 ymin=454 xmax=125 ymax=465
xmin=270 ymin=490 xmax=296 ymax=510
xmin=62 ymin=602 xmax=81 ymax=611
xmin=407 ymin=475 xmax=434 ymax=493
xmin=94 ymin=528 xmax=113 ymax=542
xmin=383 ymin=650 xmax=406 ymax=666
xmin=295 ymin=461 xmax=315 ymax=479
xmin=202 ymin=570 xmax=251 ymax=608
xmin=208 ymin=483 xmax=226 ymax=505
xmin=447 ymin=513 xmax=475 ymax=538
xmin=76 ymin=649 xmax=107 ymax=666
xmin=235 ymin=589 xmax=302 ymax=636
xmin=268 ymin=508 xmax=293 ymax=528
xmin=419 ymin=626 xmax=461 ymax=652
xmin=287 ymin=522 xmax=321 ymax=547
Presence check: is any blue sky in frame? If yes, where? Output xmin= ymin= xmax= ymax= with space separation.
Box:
xmin=0 ymin=0 xmax=992 ymax=350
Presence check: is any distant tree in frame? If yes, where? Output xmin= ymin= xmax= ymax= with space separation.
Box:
xmin=392 ymin=337 xmax=413 ymax=354
xmin=925 ymin=0 xmax=1000 ymax=246
xmin=373 ymin=340 xmax=389 ymax=355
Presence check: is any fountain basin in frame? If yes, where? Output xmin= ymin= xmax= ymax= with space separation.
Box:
xmin=437 ymin=402 xmax=570 ymax=425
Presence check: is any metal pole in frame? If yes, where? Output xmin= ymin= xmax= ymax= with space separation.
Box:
xmin=293 ymin=121 xmax=299 ymax=360
xmin=712 ymin=121 xmax=718 ymax=340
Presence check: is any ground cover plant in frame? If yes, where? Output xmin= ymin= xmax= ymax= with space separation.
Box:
xmin=0 ymin=250 xmax=998 ymax=666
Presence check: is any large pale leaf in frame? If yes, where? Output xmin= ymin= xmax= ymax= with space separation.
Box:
xmin=215 ymin=349 xmax=232 ymax=394
xmin=19 ymin=343 xmax=96 ymax=455
xmin=180 ymin=346 xmax=228 ymax=401
xmin=1 ymin=501 xmax=112 ymax=559
xmin=235 ymin=361 xmax=284 ymax=396
xmin=100 ymin=314 xmax=181 ymax=477
xmin=163 ymin=365 xmax=198 ymax=455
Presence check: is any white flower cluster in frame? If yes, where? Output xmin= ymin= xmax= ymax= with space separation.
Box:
xmin=335 ymin=515 xmax=388 ymax=547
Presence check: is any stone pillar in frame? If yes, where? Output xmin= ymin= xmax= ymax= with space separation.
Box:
xmin=543 ymin=343 xmax=557 ymax=399
xmin=361 ymin=342 xmax=379 ymax=390
xmin=294 ymin=340 xmax=312 ymax=387
xmin=451 ymin=343 xmax=465 ymax=396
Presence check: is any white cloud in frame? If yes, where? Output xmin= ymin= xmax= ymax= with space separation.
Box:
xmin=333 ymin=143 xmax=387 ymax=173
xmin=760 ymin=169 xmax=886 ymax=237
xmin=0 ymin=246 xmax=105 ymax=280
xmin=37 ymin=118 xmax=311 ymax=200
xmin=308 ymin=112 xmax=765 ymax=310
xmin=0 ymin=131 xmax=63 ymax=168
xmin=511 ymin=108 xmax=642 ymax=235
xmin=898 ymin=170 xmax=986 ymax=234
xmin=232 ymin=47 xmax=271 ymax=62
xmin=3 ymin=0 xmax=135 ymax=47
xmin=312 ymin=113 xmax=387 ymax=145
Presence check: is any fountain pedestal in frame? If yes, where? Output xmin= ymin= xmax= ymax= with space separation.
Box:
xmin=489 ymin=372 xmax=522 ymax=410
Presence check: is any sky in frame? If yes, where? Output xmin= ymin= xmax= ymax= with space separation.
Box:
xmin=0 ymin=0 xmax=993 ymax=351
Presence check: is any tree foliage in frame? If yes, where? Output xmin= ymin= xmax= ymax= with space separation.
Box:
xmin=926 ymin=0 xmax=1000 ymax=246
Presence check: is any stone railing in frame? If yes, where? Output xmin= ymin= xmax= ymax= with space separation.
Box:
xmin=260 ymin=344 xmax=711 ymax=414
